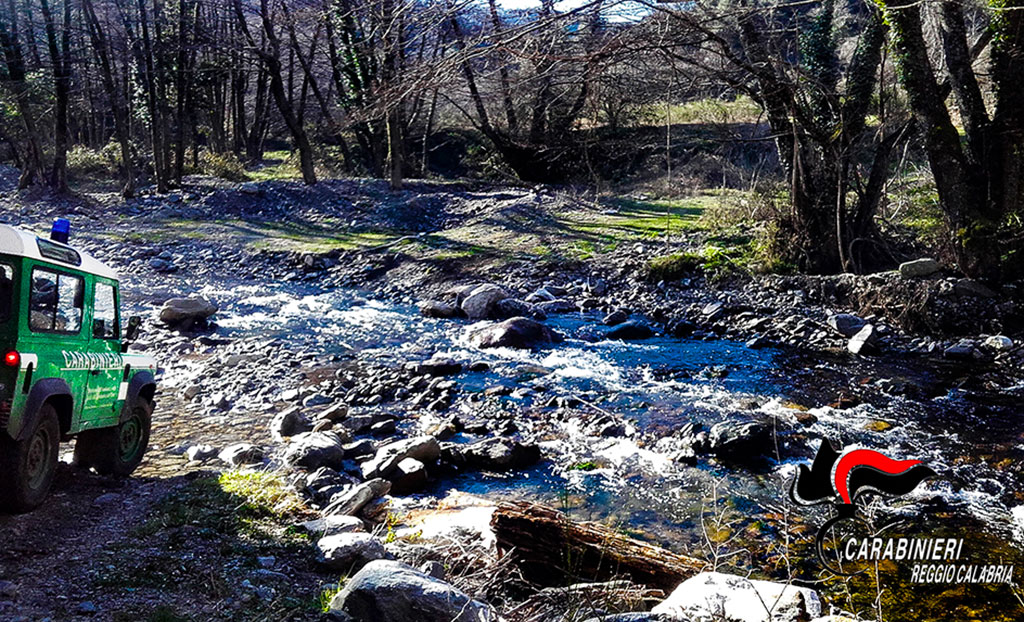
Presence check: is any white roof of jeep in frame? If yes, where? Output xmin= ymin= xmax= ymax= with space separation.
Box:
xmin=0 ymin=224 xmax=119 ymax=280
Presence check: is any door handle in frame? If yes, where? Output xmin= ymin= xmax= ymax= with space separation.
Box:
xmin=90 ymin=370 xmax=101 ymax=376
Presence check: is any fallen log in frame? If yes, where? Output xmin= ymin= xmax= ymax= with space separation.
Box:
xmin=490 ymin=501 xmax=707 ymax=592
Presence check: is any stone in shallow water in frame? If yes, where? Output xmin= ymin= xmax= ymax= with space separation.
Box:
xmin=606 ymin=320 xmax=654 ymax=341
xmin=461 ymin=284 xmax=507 ymax=319
xmin=467 ymin=317 xmax=564 ymax=349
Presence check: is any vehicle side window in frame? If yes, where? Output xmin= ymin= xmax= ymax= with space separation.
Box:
xmin=29 ymin=268 xmax=83 ymax=334
xmin=0 ymin=264 xmax=12 ymax=322
xmin=93 ymin=282 xmax=118 ymax=339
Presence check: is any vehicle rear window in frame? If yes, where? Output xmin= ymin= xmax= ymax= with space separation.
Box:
xmin=36 ymin=238 xmax=81 ymax=266
xmin=0 ymin=263 xmax=12 ymax=322
xmin=29 ymin=268 xmax=84 ymax=334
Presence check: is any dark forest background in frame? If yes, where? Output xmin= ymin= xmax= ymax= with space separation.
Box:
xmin=0 ymin=0 xmax=1021 ymax=279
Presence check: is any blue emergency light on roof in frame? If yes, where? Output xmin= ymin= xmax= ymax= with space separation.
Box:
xmin=51 ymin=218 xmax=70 ymax=244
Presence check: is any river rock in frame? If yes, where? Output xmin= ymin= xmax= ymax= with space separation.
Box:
xmin=159 ymin=296 xmax=218 ymax=326
xmin=442 ymin=437 xmax=541 ymax=471
xmin=847 ymin=324 xmax=878 ymax=355
xmin=317 ymin=533 xmax=388 ymax=570
xmin=283 ymin=432 xmax=347 ymax=470
xmin=651 ymin=571 xmax=821 ymax=622
xmin=954 ymin=278 xmax=996 ymax=299
xmin=329 ymin=560 xmax=495 ymax=622
xmin=409 ymin=357 xmax=462 ymax=376
xmin=983 ymin=335 xmax=1014 ymax=351
xmin=495 ymin=298 xmax=545 ymax=321
xmin=944 ymin=340 xmax=982 ymax=361
xmin=461 ymin=284 xmax=508 ymax=320
xmin=218 ymin=443 xmax=263 ymax=467
xmin=827 ymin=313 xmax=866 ymax=337
xmin=707 ymin=419 xmax=769 ymax=462
xmin=468 ymin=317 xmax=564 ymax=349
xmin=536 ymin=299 xmax=576 ymax=314
xmin=304 ymin=467 xmax=357 ymax=503
xmin=185 ymin=444 xmax=218 ymax=462
xmin=389 ymin=457 xmax=428 ymax=494
xmin=602 ymin=310 xmax=628 ymax=326
xmin=525 ymin=288 xmax=558 ymax=303
xmin=899 ymin=258 xmax=941 ymax=278
xmin=419 ymin=300 xmax=461 ymax=319
xmin=270 ymin=406 xmax=312 ymax=441
xmin=606 ymin=320 xmax=655 ymax=340
xmin=361 ymin=436 xmax=441 ymax=480
xmin=667 ymin=318 xmax=697 ymax=338
xmin=324 ymin=479 xmax=392 ymax=516
xmin=300 ymin=514 xmax=365 ymax=536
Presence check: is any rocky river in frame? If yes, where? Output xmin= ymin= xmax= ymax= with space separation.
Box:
xmin=2 ymin=175 xmax=1023 ymax=620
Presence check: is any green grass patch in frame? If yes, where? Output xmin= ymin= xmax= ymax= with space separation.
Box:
xmin=157 ymin=218 xmax=400 ymax=253
xmin=641 ymin=95 xmax=763 ymax=126
xmin=247 ymin=150 xmax=301 ymax=182
xmin=560 ymin=195 xmax=708 ymax=249
xmin=316 ymin=578 xmax=349 ymax=613
xmin=647 ymin=252 xmax=702 ymax=281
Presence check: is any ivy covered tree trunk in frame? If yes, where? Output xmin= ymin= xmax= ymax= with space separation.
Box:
xmin=878 ymin=0 xmax=1023 ymax=278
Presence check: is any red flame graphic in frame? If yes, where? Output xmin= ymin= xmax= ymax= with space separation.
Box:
xmin=832 ymin=449 xmax=923 ymax=504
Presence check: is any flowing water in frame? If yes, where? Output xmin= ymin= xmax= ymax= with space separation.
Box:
xmin=163 ymin=280 xmax=1024 ymax=560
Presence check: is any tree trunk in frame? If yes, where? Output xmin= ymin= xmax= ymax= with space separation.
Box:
xmin=879 ymin=0 xmax=995 ymax=277
xmin=491 ymin=502 xmax=706 ymax=591
xmin=0 ymin=0 xmax=46 ymax=189
xmin=39 ymin=0 xmax=71 ymax=192
xmin=84 ymin=0 xmax=135 ymax=197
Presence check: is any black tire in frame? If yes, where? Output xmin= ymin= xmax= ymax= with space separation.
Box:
xmin=0 ymin=403 xmax=60 ymax=513
xmin=74 ymin=399 xmax=152 ymax=477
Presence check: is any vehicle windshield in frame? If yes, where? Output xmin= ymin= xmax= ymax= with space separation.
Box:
xmin=0 ymin=263 xmax=12 ymax=322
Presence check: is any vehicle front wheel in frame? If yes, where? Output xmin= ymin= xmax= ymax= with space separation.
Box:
xmin=74 ymin=399 xmax=152 ymax=477
xmin=0 ymin=403 xmax=60 ymax=513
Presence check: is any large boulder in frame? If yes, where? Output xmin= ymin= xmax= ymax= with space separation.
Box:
xmin=899 ymin=258 xmax=941 ymax=278
xmin=707 ymin=419 xmax=770 ymax=463
xmin=468 ymin=317 xmax=564 ymax=349
xmin=283 ymin=432 xmax=347 ymax=471
xmin=826 ymin=313 xmax=866 ymax=338
xmin=329 ymin=560 xmax=495 ymax=622
xmin=361 ymin=436 xmax=441 ymax=480
xmin=461 ymin=284 xmax=508 ymax=320
xmin=317 ymin=533 xmax=388 ymax=570
xmin=442 ymin=437 xmax=541 ymax=471
xmin=651 ymin=571 xmax=821 ymax=622
xmin=159 ymin=296 xmax=218 ymax=326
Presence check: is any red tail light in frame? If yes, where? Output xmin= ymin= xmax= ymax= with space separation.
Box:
xmin=4 ymin=351 xmax=19 ymax=367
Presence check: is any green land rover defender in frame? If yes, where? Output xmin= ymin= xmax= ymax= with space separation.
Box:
xmin=0 ymin=221 xmax=157 ymax=512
